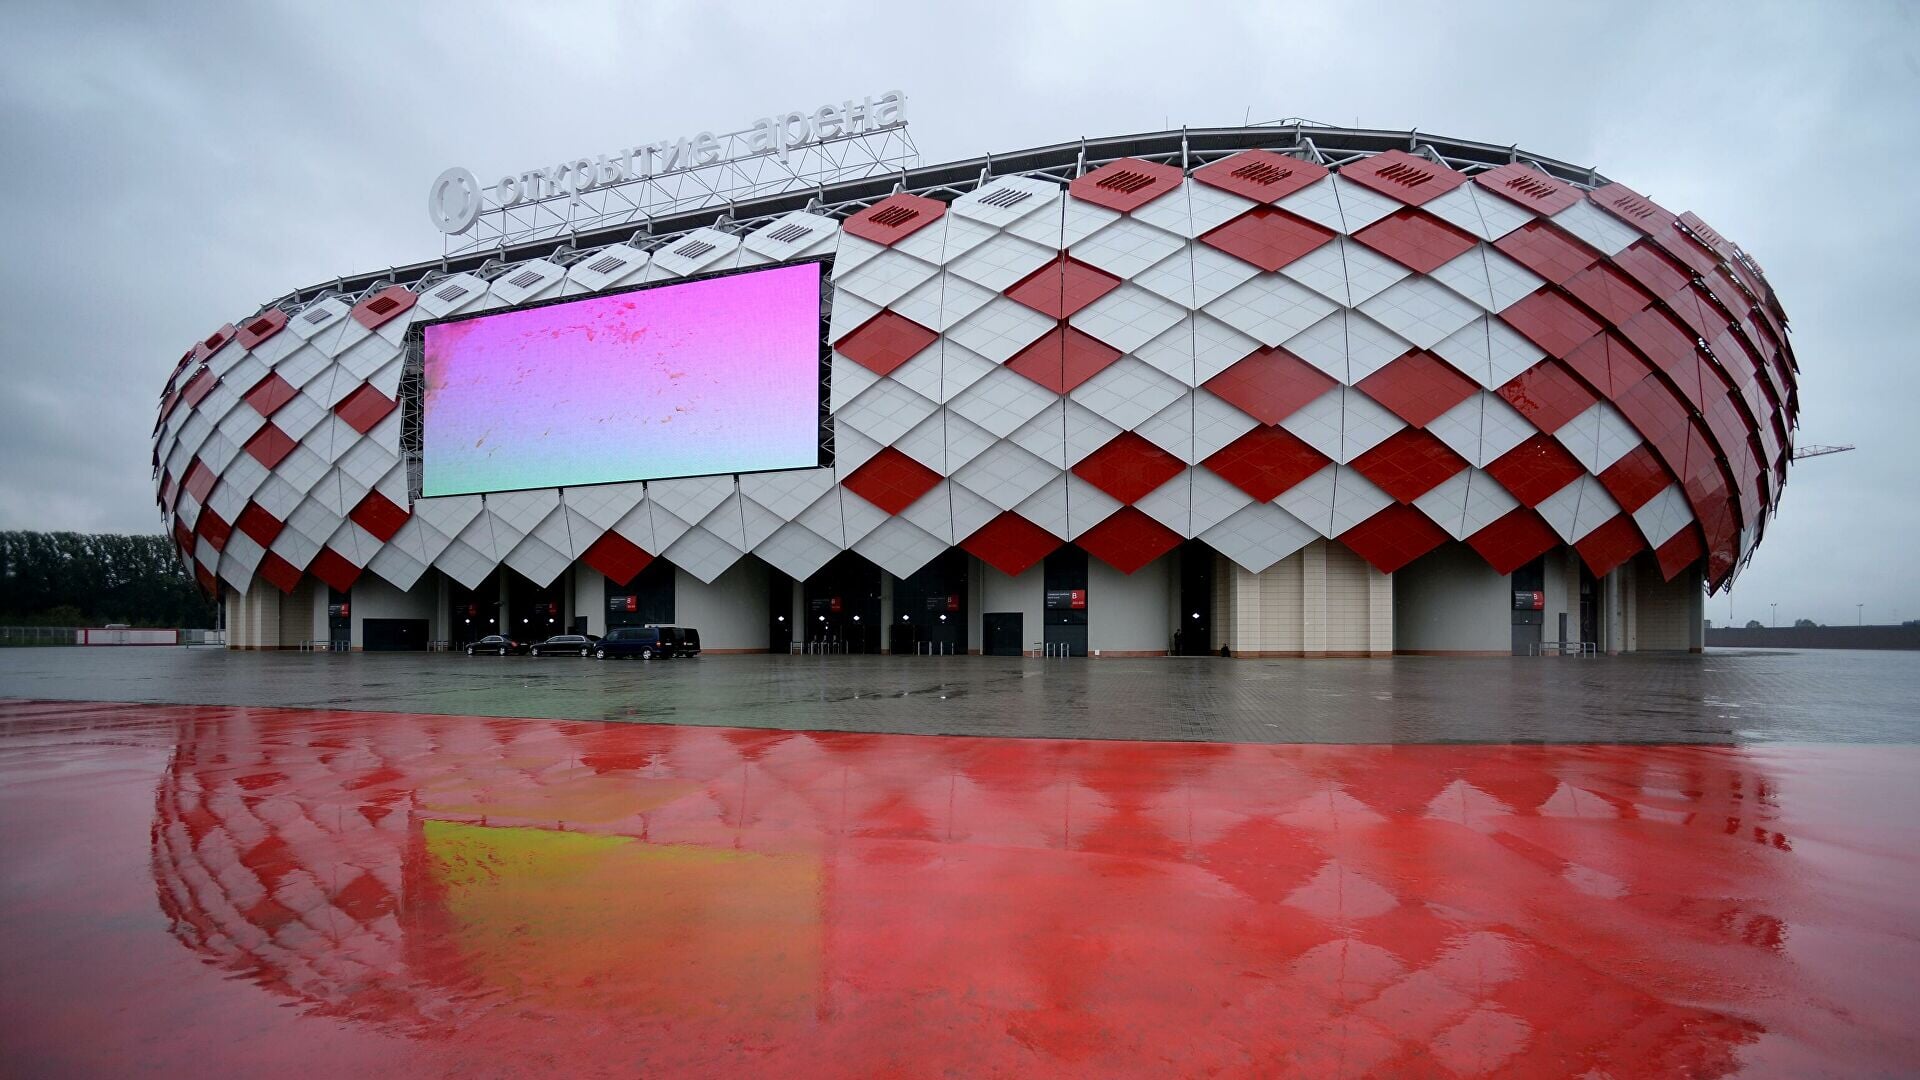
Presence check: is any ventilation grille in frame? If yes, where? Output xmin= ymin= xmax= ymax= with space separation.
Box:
xmin=867 ymin=205 xmax=920 ymax=229
xmin=585 ymin=255 xmax=628 ymax=275
xmin=1371 ymin=161 xmax=1438 ymax=190
xmin=1683 ymin=216 xmax=1727 ymax=249
xmin=245 ymin=316 xmax=276 ymax=335
xmin=1094 ymin=169 xmax=1156 ymax=194
xmin=506 ymin=269 xmax=545 ymax=289
xmin=673 ymin=239 xmax=717 ymax=259
xmin=364 ymin=295 xmax=400 ymax=316
xmin=766 ymin=223 xmax=812 ymax=244
xmin=301 ymin=307 xmax=333 ymax=324
xmin=203 ymin=331 xmax=227 ymax=349
xmin=1604 ymin=192 xmax=1658 ymax=222
xmin=977 ymin=188 xmax=1034 ymax=208
xmin=1500 ymin=173 xmax=1560 ymax=201
xmin=433 ymin=284 xmax=470 ymax=302
xmin=1230 ymin=161 xmax=1296 ymax=187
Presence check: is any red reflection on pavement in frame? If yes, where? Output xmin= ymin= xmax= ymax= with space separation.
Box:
xmin=0 ymin=699 xmax=1916 ymax=1077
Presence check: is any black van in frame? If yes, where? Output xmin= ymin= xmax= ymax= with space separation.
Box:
xmin=594 ymin=625 xmax=701 ymax=660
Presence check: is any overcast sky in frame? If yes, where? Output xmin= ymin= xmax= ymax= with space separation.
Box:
xmin=1 ymin=1 xmax=1913 ymax=626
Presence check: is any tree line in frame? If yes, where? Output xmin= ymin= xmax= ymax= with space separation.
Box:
xmin=0 ymin=532 xmax=218 ymax=628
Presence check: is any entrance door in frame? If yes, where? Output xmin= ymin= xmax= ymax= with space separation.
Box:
xmin=983 ymin=613 xmax=1023 ymax=656
xmin=768 ymin=571 xmax=794 ymax=653
xmin=1042 ymin=547 xmax=1088 ymax=657
xmin=363 ymin=618 xmax=428 ymax=651
xmin=1175 ymin=540 xmax=1214 ymax=655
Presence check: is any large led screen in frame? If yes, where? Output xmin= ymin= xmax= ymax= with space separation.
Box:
xmin=420 ymin=261 xmax=824 ymax=497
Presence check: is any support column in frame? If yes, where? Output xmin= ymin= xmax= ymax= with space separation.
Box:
xmin=1300 ymin=541 xmax=1327 ymax=657
xmin=1366 ymin=564 xmax=1393 ymax=657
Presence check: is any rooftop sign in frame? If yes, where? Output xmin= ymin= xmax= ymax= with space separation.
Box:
xmin=428 ymin=91 xmax=911 ymax=244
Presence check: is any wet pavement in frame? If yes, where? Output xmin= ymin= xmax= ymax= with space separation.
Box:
xmin=2 ymin=698 xmax=1918 ymax=1077
xmin=0 ymin=646 xmax=1916 ymax=742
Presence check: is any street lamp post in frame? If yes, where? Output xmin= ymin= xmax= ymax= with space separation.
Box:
xmin=1858 ymin=603 xmax=1864 ymax=626
xmin=1770 ymin=603 xmax=1778 ymax=627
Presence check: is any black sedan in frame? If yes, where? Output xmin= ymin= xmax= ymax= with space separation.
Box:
xmin=464 ymin=635 xmax=527 ymax=656
xmin=529 ymin=634 xmax=599 ymax=657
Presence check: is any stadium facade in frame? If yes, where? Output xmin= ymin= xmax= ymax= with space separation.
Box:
xmin=152 ymin=125 xmax=1797 ymax=656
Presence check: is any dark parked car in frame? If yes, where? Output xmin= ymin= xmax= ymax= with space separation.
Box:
xmin=529 ymin=634 xmax=599 ymax=657
xmin=465 ymin=634 xmax=527 ymax=656
xmin=594 ymin=626 xmax=701 ymax=660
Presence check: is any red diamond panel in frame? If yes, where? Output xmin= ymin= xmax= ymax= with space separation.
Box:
xmin=1339 ymin=150 xmax=1469 ymax=207
xmin=1654 ymin=525 xmax=1705 ymax=581
xmin=835 ymin=311 xmax=938 ymax=377
xmin=334 ymin=385 xmax=398 ymax=435
xmin=194 ymin=563 xmax=218 ymax=597
xmin=1617 ymin=308 xmax=1706 ymax=408
xmin=1562 ymin=262 xmax=1654 ymax=327
xmin=182 ymin=459 xmax=217 ymax=504
xmin=1485 ymin=435 xmax=1586 ymax=507
xmin=961 ymin=512 xmax=1062 ymax=577
xmin=1006 ymin=325 xmax=1121 ymax=394
xmin=236 ymin=309 xmax=288 ymax=350
xmin=1338 ymin=504 xmax=1449 ymax=574
xmin=1472 ymin=163 xmax=1581 ymax=216
xmin=192 ymin=324 xmax=237 ymax=361
xmin=1202 ymin=346 xmax=1338 ymax=426
xmin=1596 ymin=445 xmax=1672 ymax=514
xmin=243 ymin=424 xmax=298 ymax=470
xmin=196 ymin=508 xmax=233 ymax=553
xmin=1203 ymin=426 xmax=1331 ymax=502
xmin=1077 ymin=507 xmax=1182 ymax=575
xmin=843 ymin=193 xmax=946 ymax=247
xmin=308 ymin=547 xmax=361 ymax=594
xmin=1069 ymin=157 xmax=1184 ymax=214
xmin=1004 ymin=256 xmax=1121 ymax=319
xmin=258 ymin=550 xmax=304 ymax=594
xmin=1349 ymin=429 xmax=1467 ymax=503
xmin=179 ymin=367 xmax=216 ymax=408
xmin=1199 ymin=206 xmax=1335 ymax=272
xmin=1574 ymin=514 xmax=1645 ymax=577
xmin=1352 ymin=210 xmax=1478 ymax=274
xmin=349 ymin=491 xmax=409 ymax=543
xmin=1467 ymin=507 xmax=1561 ymax=575
xmin=1611 ymin=241 xmax=1692 ymax=300
xmin=235 ymin=503 xmax=285 ymax=547
xmin=245 ymin=373 xmax=298 ymax=418
xmin=843 ymin=447 xmax=942 ymax=516
xmin=1072 ymin=432 xmax=1187 ymax=505
xmin=581 ymin=530 xmax=653 ymax=587
xmin=1355 ymin=350 xmax=1479 ymax=429
xmin=1500 ymin=290 xmax=1603 ymax=359
xmin=1614 ymin=375 xmax=1693 ymax=480
xmin=1493 ymin=220 xmax=1601 ymax=285
xmin=1497 ymin=360 xmax=1597 ymax=434
xmin=1191 ymin=149 xmax=1327 ymax=204
xmin=1588 ymin=183 xmax=1676 ymax=237
xmin=1561 ymin=332 xmax=1652 ymax=400
xmin=172 ymin=517 xmax=195 ymax=554
xmin=351 ymin=285 xmax=416 ymax=331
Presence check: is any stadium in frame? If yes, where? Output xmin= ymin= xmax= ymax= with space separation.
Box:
xmin=152 ymin=121 xmax=1798 ymax=657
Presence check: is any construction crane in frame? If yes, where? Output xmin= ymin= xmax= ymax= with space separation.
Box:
xmin=1792 ymin=444 xmax=1855 ymax=460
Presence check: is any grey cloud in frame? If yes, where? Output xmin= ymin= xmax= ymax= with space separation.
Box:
xmin=1 ymin=0 xmax=1913 ymax=624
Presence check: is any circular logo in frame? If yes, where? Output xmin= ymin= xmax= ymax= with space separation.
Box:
xmin=427 ymin=167 xmax=482 ymax=235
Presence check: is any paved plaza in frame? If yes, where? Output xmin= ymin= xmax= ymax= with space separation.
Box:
xmin=0 ymin=646 xmax=1915 ymax=743
xmin=2 ymin=649 xmax=1917 ymax=1076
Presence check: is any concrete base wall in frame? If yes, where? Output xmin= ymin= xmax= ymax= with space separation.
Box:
xmin=980 ymin=560 xmax=1045 ymax=653
xmin=675 ymin=559 xmax=769 ymax=652
xmin=348 ymin=576 xmax=436 ymax=646
xmin=1393 ymin=542 xmax=1510 ymax=654
xmin=1215 ymin=540 xmax=1393 ymax=657
xmin=1088 ymin=553 xmax=1172 ymax=656
xmin=1634 ymin=556 xmax=1704 ymax=651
